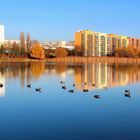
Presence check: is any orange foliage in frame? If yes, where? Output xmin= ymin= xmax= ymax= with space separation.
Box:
xmin=30 ymin=42 xmax=45 ymax=59
xmin=116 ymin=46 xmax=138 ymax=58
xmin=55 ymin=47 xmax=68 ymax=57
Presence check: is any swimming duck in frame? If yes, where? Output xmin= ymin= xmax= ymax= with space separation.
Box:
xmin=94 ymin=95 xmax=101 ymax=99
xmin=62 ymin=86 xmax=66 ymax=90
xmin=0 ymin=83 xmax=4 ymax=88
xmin=36 ymin=88 xmax=41 ymax=92
xmin=83 ymin=89 xmax=89 ymax=92
xmin=27 ymin=84 xmax=31 ymax=88
xmin=69 ymin=90 xmax=74 ymax=93
xmin=125 ymin=90 xmax=131 ymax=93
xmin=124 ymin=93 xmax=131 ymax=98
xmin=60 ymin=81 xmax=65 ymax=84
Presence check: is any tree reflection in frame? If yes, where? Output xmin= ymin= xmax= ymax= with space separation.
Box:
xmin=30 ymin=62 xmax=45 ymax=78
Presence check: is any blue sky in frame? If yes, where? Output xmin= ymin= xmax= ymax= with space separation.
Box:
xmin=0 ymin=0 xmax=140 ymax=41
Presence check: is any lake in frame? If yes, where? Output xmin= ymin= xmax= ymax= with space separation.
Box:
xmin=0 ymin=62 xmax=140 ymax=140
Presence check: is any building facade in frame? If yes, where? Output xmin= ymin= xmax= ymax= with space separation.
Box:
xmin=95 ymin=32 xmax=110 ymax=56
xmin=75 ymin=30 xmax=111 ymax=56
xmin=109 ymin=34 xmax=129 ymax=54
xmin=75 ymin=30 xmax=96 ymax=56
xmin=128 ymin=37 xmax=140 ymax=50
xmin=75 ymin=30 xmax=136 ymax=56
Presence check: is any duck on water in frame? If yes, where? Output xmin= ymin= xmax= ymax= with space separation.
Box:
xmin=36 ymin=88 xmax=41 ymax=92
xmin=0 ymin=83 xmax=4 ymax=88
xmin=124 ymin=90 xmax=131 ymax=98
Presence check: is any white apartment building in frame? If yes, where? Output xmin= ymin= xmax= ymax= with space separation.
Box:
xmin=95 ymin=32 xmax=110 ymax=56
xmin=0 ymin=25 xmax=5 ymax=44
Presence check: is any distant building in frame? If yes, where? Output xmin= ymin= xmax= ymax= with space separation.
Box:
xmin=66 ymin=41 xmax=74 ymax=46
xmin=0 ymin=25 xmax=5 ymax=44
xmin=42 ymin=41 xmax=74 ymax=51
xmin=57 ymin=41 xmax=66 ymax=47
xmin=4 ymin=40 xmax=20 ymax=44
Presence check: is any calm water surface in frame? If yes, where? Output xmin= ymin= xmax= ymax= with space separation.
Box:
xmin=0 ymin=62 xmax=140 ymax=140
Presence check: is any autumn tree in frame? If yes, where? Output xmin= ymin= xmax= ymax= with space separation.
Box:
xmin=11 ymin=42 xmax=20 ymax=57
xmin=20 ymin=32 xmax=27 ymax=53
xmin=55 ymin=47 xmax=68 ymax=57
xmin=116 ymin=46 xmax=138 ymax=58
xmin=30 ymin=42 xmax=45 ymax=59
xmin=26 ymin=33 xmax=31 ymax=54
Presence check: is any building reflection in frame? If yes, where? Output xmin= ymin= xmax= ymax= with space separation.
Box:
xmin=74 ymin=63 xmax=140 ymax=90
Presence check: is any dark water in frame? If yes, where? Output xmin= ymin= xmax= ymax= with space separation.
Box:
xmin=0 ymin=62 xmax=140 ymax=140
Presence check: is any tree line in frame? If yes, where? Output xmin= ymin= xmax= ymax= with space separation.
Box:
xmin=1 ymin=41 xmax=140 ymax=59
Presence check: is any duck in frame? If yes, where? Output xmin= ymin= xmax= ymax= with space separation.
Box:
xmin=62 ymin=86 xmax=66 ymax=90
xmin=0 ymin=83 xmax=4 ymax=88
xmin=69 ymin=90 xmax=74 ymax=93
xmin=83 ymin=89 xmax=89 ymax=92
xmin=94 ymin=95 xmax=101 ymax=99
xmin=125 ymin=90 xmax=131 ymax=93
xmin=60 ymin=81 xmax=65 ymax=84
xmin=124 ymin=93 xmax=131 ymax=98
xmin=92 ymin=84 xmax=96 ymax=87
xmin=36 ymin=88 xmax=41 ymax=92
xmin=27 ymin=84 xmax=31 ymax=88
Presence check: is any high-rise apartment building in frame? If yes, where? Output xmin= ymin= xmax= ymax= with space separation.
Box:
xmin=75 ymin=30 xmax=96 ymax=56
xmin=75 ymin=30 xmax=111 ymax=56
xmin=81 ymin=30 xmax=95 ymax=56
xmin=75 ymin=30 xmax=135 ymax=56
xmin=0 ymin=25 xmax=5 ymax=43
xmin=95 ymin=32 xmax=110 ymax=56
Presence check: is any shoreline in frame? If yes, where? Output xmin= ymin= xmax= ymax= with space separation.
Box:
xmin=0 ymin=57 xmax=140 ymax=64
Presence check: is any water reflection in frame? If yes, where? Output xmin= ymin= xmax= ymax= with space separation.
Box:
xmin=1 ymin=62 xmax=140 ymax=140
xmin=74 ymin=63 xmax=140 ymax=90
xmin=0 ymin=62 xmax=140 ymax=96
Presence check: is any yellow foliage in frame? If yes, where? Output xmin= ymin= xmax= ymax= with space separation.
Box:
xmin=30 ymin=42 xmax=45 ymax=59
